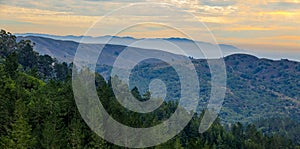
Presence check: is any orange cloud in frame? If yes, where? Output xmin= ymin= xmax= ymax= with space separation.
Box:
xmin=260 ymin=11 xmax=299 ymax=16
xmin=0 ymin=1 xmax=300 ymax=54
xmin=0 ymin=5 xmax=98 ymax=27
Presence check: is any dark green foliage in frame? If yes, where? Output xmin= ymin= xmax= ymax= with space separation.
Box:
xmin=17 ymin=41 xmax=38 ymax=70
xmin=0 ymin=30 xmax=17 ymax=57
xmin=1 ymin=30 xmax=71 ymax=81
xmin=37 ymin=55 xmax=54 ymax=78
xmin=4 ymin=52 xmax=18 ymax=78
xmin=54 ymin=62 xmax=70 ymax=81
xmin=0 ymin=61 xmax=298 ymax=148
xmin=2 ymin=100 xmax=36 ymax=149
xmin=255 ymin=117 xmax=300 ymax=145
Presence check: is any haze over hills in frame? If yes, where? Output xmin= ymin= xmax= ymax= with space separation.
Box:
xmin=16 ymin=33 xmax=245 ymax=59
xmin=16 ymin=33 xmax=300 ymax=62
xmin=16 ymin=36 xmax=187 ymax=66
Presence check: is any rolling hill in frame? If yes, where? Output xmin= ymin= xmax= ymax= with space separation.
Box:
xmin=16 ymin=36 xmax=300 ymax=125
xmin=16 ymin=34 xmax=245 ymax=59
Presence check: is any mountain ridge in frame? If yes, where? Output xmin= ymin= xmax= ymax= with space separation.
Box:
xmin=16 ymin=33 xmax=245 ymax=58
xmin=17 ymin=33 xmax=300 ymax=62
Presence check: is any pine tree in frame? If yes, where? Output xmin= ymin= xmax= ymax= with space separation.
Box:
xmin=40 ymin=114 xmax=64 ymax=149
xmin=4 ymin=52 xmax=18 ymax=78
xmin=2 ymin=100 xmax=35 ymax=149
xmin=173 ymin=137 xmax=183 ymax=149
xmin=0 ymin=65 xmax=16 ymax=137
xmin=67 ymin=116 xmax=84 ymax=149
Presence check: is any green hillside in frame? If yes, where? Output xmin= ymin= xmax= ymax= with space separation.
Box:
xmin=1 ymin=29 xmax=300 ymax=148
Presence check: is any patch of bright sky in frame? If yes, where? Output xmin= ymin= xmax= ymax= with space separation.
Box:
xmin=0 ymin=0 xmax=299 ymax=55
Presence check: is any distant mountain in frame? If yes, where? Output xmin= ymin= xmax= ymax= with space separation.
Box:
xmin=15 ymin=33 xmax=136 ymax=45
xmin=127 ymin=53 xmax=300 ymax=125
xmin=16 ymin=35 xmax=300 ymax=125
xmin=16 ymin=34 xmax=245 ymax=58
xmin=16 ymin=36 xmax=186 ymax=66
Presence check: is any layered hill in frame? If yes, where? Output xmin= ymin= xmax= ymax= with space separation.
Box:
xmin=16 ymin=36 xmax=300 ymax=124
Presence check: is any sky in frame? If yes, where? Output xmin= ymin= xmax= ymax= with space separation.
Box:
xmin=0 ymin=0 xmax=299 ymax=60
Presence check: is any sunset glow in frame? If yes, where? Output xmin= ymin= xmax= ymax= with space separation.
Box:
xmin=1 ymin=0 xmax=299 ymax=55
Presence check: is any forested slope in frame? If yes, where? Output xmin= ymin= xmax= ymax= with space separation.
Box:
xmin=1 ymin=29 xmax=299 ymax=148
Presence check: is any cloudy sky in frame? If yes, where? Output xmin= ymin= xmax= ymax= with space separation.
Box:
xmin=0 ymin=0 xmax=299 ymax=60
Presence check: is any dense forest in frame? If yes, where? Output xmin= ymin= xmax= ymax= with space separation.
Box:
xmin=0 ymin=29 xmax=299 ymax=148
